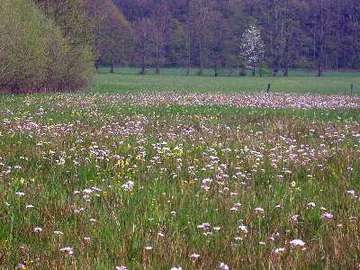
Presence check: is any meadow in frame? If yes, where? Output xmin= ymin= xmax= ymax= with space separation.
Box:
xmin=94 ymin=68 xmax=360 ymax=95
xmin=0 ymin=71 xmax=360 ymax=269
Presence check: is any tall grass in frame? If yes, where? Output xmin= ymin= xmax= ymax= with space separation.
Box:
xmin=0 ymin=94 xmax=359 ymax=269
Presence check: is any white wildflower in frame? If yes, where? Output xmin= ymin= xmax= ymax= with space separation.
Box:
xmin=60 ymin=246 xmax=74 ymax=255
xmin=33 ymin=227 xmax=42 ymax=233
xmin=15 ymin=191 xmax=25 ymax=197
xmin=290 ymin=239 xmax=306 ymax=248
xmin=116 ymin=266 xmax=128 ymax=270
xmin=273 ymin=247 xmax=286 ymax=254
xmin=307 ymin=202 xmax=316 ymax=208
xmin=122 ymin=181 xmax=135 ymax=192
xmin=254 ymin=207 xmax=264 ymax=214
xmin=238 ymin=225 xmax=248 ymax=234
xmin=218 ymin=262 xmax=230 ymax=270
xmin=189 ymin=253 xmax=200 ymax=261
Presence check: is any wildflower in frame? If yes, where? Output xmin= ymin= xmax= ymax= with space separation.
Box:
xmin=116 ymin=266 xmax=128 ymax=270
xmin=290 ymin=239 xmax=306 ymax=248
xmin=16 ymin=263 xmax=27 ymax=269
xmin=33 ymin=227 xmax=43 ymax=233
xmin=273 ymin=247 xmax=286 ymax=254
xmin=56 ymin=158 xmax=65 ymax=165
xmin=290 ymin=215 xmax=300 ymax=224
xmin=218 ymin=262 xmax=230 ymax=270
xmin=53 ymin=231 xmax=63 ymax=235
xmin=122 ymin=181 xmax=135 ymax=192
xmin=269 ymin=232 xmax=280 ymax=242
xmin=60 ymin=246 xmax=74 ymax=255
xmin=201 ymin=178 xmax=213 ymax=191
xmin=74 ymin=207 xmax=85 ymax=214
xmin=190 ymin=253 xmax=200 ymax=261
xmin=171 ymin=267 xmax=182 ymax=270
xmin=83 ymin=188 xmax=93 ymax=194
xmin=321 ymin=212 xmax=333 ymax=220
xmin=230 ymin=203 xmax=241 ymax=212
xmin=346 ymin=190 xmax=356 ymax=197
xmin=15 ymin=191 xmax=25 ymax=197
xmin=238 ymin=225 xmax=248 ymax=234
xmin=84 ymin=237 xmax=91 ymax=242
xmin=213 ymin=226 xmax=221 ymax=232
xmin=26 ymin=204 xmax=35 ymax=209
xmin=197 ymin=223 xmax=211 ymax=231
xmin=92 ymin=186 xmax=102 ymax=192
xmin=254 ymin=207 xmax=265 ymax=214
xmin=307 ymin=202 xmax=316 ymax=209
xmin=144 ymin=246 xmax=153 ymax=251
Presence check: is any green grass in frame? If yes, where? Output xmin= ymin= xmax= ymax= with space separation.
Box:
xmin=0 ymin=94 xmax=359 ymax=269
xmin=93 ymin=67 xmax=360 ymax=95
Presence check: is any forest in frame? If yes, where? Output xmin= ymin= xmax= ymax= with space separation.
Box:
xmin=113 ymin=0 xmax=360 ymax=77
xmin=0 ymin=0 xmax=359 ymax=92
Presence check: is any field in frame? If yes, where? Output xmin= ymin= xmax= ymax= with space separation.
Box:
xmin=1 ymin=71 xmax=360 ymax=269
xmin=94 ymin=68 xmax=360 ymax=95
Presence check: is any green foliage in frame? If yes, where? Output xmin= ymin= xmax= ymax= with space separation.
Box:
xmin=0 ymin=0 xmax=50 ymax=91
xmin=0 ymin=0 xmax=94 ymax=93
xmin=85 ymin=0 xmax=132 ymax=67
xmin=35 ymin=0 xmax=95 ymax=90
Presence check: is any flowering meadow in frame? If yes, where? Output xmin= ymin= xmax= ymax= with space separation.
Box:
xmin=0 ymin=93 xmax=360 ymax=269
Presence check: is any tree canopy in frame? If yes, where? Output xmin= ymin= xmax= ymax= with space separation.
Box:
xmin=0 ymin=0 xmax=95 ymax=92
xmin=115 ymin=0 xmax=360 ymax=75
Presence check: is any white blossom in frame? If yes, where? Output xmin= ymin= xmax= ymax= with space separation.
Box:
xmin=240 ymin=25 xmax=265 ymax=69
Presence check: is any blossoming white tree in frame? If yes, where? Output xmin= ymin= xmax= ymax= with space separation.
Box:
xmin=240 ymin=25 xmax=265 ymax=76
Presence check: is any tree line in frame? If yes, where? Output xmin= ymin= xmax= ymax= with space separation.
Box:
xmin=111 ymin=0 xmax=360 ymax=76
xmin=1 ymin=0 xmax=359 ymax=92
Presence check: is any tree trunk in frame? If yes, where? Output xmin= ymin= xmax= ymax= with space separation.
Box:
xmin=155 ymin=46 xmax=160 ymax=75
xmin=140 ymin=44 xmax=146 ymax=75
xmin=283 ymin=0 xmax=290 ymax=77
xmin=318 ymin=61 xmax=322 ymax=77
xmin=199 ymin=40 xmax=203 ymax=76
xmin=186 ymin=24 xmax=191 ymax=76
xmin=110 ymin=57 xmax=114 ymax=73
xmin=214 ymin=62 xmax=218 ymax=77
xmin=317 ymin=0 xmax=324 ymax=77
xmin=283 ymin=64 xmax=289 ymax=77
xmin=187 ymin=55 xmax=191 ymax=76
